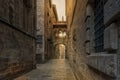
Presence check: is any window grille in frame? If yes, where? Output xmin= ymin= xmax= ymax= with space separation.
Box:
xmin=94 ymin=0 xmax=105 ymax=52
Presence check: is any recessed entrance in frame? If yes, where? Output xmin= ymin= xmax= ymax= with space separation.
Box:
xmin=55 ymin=44 xmax=66 ymax=59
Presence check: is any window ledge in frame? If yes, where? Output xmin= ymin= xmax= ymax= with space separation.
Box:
xmin=87 ymin=53 xmax=117 ymax=77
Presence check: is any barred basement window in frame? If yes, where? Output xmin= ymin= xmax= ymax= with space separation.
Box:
xmin=94 ymin=0 xmax=105 ymax=52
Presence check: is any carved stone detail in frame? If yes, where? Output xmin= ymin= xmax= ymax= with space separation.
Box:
xmin=87 ymin=53 xmax=117 ymax=77
xmin=104 ymin=23 xmax=118 ymax=51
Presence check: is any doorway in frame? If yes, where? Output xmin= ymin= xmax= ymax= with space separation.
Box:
xmin=55 ymin=44 xmax=66 ymax=59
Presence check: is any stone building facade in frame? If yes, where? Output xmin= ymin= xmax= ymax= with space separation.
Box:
xmin=36 ymin=0 xmax=44 ymax=63
xmin=66 ymin=0 xmax=120 ymax=80
xmin=44 ymin=0 xmax=58 ymax=60
xmin=0 ymin=0 xmax=36 ymax=79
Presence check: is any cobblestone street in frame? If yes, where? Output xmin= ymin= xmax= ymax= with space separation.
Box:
xmin=15 ymin=59 xmax=76 ymax=80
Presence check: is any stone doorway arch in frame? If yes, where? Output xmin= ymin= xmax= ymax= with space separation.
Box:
xmin=54 ymin=44 xmax=66 ymax=59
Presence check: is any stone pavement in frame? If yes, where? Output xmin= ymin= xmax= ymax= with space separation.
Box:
xmin=15 ymin=59 xmax=76 ymax=80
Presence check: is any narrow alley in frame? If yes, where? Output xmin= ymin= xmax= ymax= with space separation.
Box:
xmin=0 ymin=0 xmax=120 ymax=80
xmin=15 ymin=59 xmax=76 ymax=80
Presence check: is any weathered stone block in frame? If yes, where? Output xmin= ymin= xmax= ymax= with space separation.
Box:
xmin=87 ymin=53 xmax=117 ymax=77
xmin=0 ymin=22 xmax=35 ymax=78
xmin=86 ymin=29 xmax=90 ymax=41
xmin=86 ymin=4 xmax=93 ymax=17
xmin=104 ymin=23 xmax=118 ymax=51
xmin=104 ymin=0 xmax=120 ymax=25
xmin=85 ymin=17 xmax=91 ymax=29
xmin=85 ymin=14 xmax=94 ymax=30
xmin=85 ymin=42 xmax=90 ymax=54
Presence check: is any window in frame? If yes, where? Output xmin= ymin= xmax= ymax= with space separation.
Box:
xmin=94 ymin=0 xmax=105 ymax=52
xmin=36 ymin=35 xmax=42 ymax=44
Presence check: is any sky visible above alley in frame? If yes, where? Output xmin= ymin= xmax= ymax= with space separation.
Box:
xmin=52 ymin=0 xmax=66 ymax=21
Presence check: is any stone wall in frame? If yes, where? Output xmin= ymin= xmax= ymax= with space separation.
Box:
xmin=66 ymin=0 xmax=120 ymax=80
xmin=36 ymin=0 xmax=44 ymax=35
xmin=44 ymin=0 xmax=58 ymax=60
xmin=36 ymin=0 xmax=44 ymax=63
xmin=0 ymin=0 xmax=36 ymax=79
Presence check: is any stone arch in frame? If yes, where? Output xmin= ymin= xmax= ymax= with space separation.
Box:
xmin=53 ymin=43 xmax=66 ymax=59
